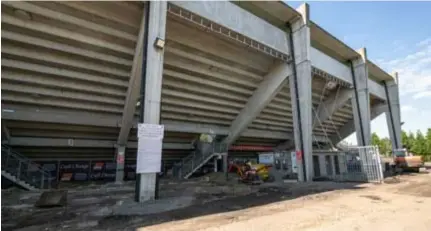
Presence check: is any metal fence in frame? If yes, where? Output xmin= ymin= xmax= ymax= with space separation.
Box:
xmin=336 ymin=146 xmax=384 ymax=183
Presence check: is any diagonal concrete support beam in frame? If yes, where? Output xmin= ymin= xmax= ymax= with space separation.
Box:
xmin=116 ymin=10 xmax=147 ymax=146
xmin=313 ymin=88 xmax=354 ymax=127
xmin=276 ymin=88 xmax=353 ymax=150
xmin=222 ymin=62 xmax=292 ymax=145
xmin=330 ymin=102 xmax=386 ymax=145
xmin=2 ymin=121 xmax=11 ymax=142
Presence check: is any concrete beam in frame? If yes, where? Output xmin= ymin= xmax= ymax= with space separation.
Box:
xmin=310 ymin=47 xmax=386 ymax=100
xmin=385 ymin=72 xmax=402 ymax=150
xmin=2 ymin=121 xmax=11 ymax=142
xmin=331 ymin=103 xmax=386 ymax=145
xmin=117 ymin=9 xmax=147 ymax=146
xmin=163 ymin=120 xmax=327 ymax=141
xmin=276 ymin=88 xmax=353 ymax=150
xmin=222 ymin=62 xmax=292 ymax=145
xmin=3 ymin=2 xmax=137 ymax=42
xmin=310 ymin=47 xmax=352 ymax=84
xmin=1 ymin=14 xmax=134 ymax=55
xmin=313 ymin=88 xmax=354 ymax=127
xmin=6 ymin=137 xmax=192 ymax=149
xmin=1 ymin=106 xmax=330 ymax=142
xmin=170 ymin=1 xmax=289 ymax=54
xmin=350 ymin=48 xmax=371 ymax=146
xmin=1 ymin=106 xmax=121 ymax=127
xmin=368 ymin=79 xmax=386 ymax=100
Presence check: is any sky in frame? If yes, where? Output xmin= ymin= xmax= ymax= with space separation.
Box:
xmin=288 ymin=1 xmax=431 ymax=144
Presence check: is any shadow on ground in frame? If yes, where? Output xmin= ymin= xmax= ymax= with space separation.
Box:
xmin=97 ymin=180 xmax=364 ymax=230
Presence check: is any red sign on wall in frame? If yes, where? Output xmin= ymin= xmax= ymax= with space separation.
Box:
xmin=117 ymin=155 xmax=125 ymax=164
xmin=296 ymin=150 xmax=303 ymax=161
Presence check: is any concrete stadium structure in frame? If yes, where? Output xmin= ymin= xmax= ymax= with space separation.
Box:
xmin=1 ymin=1 xmax=402 ymax=201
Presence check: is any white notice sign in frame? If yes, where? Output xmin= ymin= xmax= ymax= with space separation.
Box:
xmin=136 ymin=123 xmax=164 ymax=173
xmin=258 ymin=153 xmax=274 ymax=164
xmin=137 ymin=123 xmax=164 ymax=139
xmin=136 ymin=138 xmax=163 ymax=173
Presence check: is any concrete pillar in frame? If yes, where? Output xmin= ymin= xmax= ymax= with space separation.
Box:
xmin=384 ymin=72 xmax=402 ymax=150
xmin=115 ymin=146 xmax=126 ymax=182
xmin=289 ymin=3 xmax=313 ymax=182
xmin=350 ymin=48 xmax=371 ymax=146
xmin=138 ymin=1 xmax=167 ymax=202
xmin=223 ymin=154 xmax=228 ymax=180
xmin=318 ymin=155 xmax=327 ymax=177
xmin=330 ymin=155 xmax=336 ymax=177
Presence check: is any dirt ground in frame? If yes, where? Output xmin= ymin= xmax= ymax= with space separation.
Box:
xmin=2 ymin=172 xmax=431 ymax=231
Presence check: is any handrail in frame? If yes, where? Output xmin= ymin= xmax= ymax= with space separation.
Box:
xmin=1 ymin=144 xmax=52 ymax=189
xmin=1 ymin=145 xmax=51 ymax=176
xmin=180 ymin=141 xmax=228 ymax=178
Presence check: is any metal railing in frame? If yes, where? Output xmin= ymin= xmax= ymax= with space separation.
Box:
xmin=335 ymin=146 xmax=384 ymax=183
xmin=1 ymin=145 xmax=52 ymax=189
xmin=181 ymin=142 xmax=228 ymax=179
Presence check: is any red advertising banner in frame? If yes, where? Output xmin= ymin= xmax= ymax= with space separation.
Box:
xmin=60 ymin=173 xmax=73 ymax=181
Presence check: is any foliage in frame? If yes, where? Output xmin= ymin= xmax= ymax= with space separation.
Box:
xmin=372 ymin=130 xmax=431 ymax=161
xmin=371 ymin=132 xmax=392 ymax=156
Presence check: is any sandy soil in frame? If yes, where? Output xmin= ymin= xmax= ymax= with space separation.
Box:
xmin=2 ymin=172 xmax=431 ymax=231
xmin=135 ymin=173 xmax=431 ymax=231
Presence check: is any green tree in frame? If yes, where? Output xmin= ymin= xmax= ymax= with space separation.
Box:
xmin=379 ymin=138 xmax=392 ymax=156
xmin=401 ymin=130 xmax=412 ymax=150
xmin=408 ymin=132 xmax=416 ymax=150
xmin=371 ymin=132 xmax=380 ymax=147
xmin=412 ymin=130 xmax=426 ymax=154
xmin=425 ymin=129 xmax=431 ymax=160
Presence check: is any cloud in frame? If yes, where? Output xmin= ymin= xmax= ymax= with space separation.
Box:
xmin=412 ymin=91 xmax=431 ymax=99
xmin=417 ymin=38 xmax=431 ymax=47
xmin=401 ymin=105 xmax=416 ymax=112
xmin=377 ymin=38 xmax=431 ymax=97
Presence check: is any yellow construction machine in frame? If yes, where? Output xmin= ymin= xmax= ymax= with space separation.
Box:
xmin=229 ymin=161 xmax=274 ymax=184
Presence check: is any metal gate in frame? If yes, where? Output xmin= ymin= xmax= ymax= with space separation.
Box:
xmin=337 ymin=146 xmax=384 ymax=183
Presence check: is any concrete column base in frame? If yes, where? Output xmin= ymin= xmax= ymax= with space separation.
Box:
xmin=115 ymin=146 xmax=126 ymax=182
xmin=138 ymin=173 xmax=156 ymax=202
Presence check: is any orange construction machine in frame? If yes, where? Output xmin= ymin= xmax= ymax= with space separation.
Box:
xmin=393 ymin=148 xmax=424 ymax=172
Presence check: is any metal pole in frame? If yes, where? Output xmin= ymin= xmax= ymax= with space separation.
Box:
xmin=223 ymin=154 xmax=228 ymax=181
xmin=135 ymin=1 xmax=151 ymax=202
xmin=17 ymin=161 xmax=21 ymax=180
xmin=56 ymin=160 xmax=60 ymax=188
xmin=41 ymin=173 xmax=44 ymax=189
